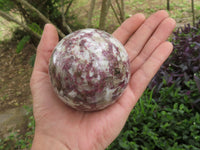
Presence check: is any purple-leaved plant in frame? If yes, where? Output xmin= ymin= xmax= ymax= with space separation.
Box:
xmin=149 ymin=20 xmax=200 ymax=98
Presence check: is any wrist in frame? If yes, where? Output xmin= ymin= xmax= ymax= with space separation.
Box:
xmin=31 ymin=131 xmax=70 ymax=150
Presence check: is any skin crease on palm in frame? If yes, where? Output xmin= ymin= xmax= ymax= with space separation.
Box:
xmin=30 ymin=10 xmax=176 ymax=150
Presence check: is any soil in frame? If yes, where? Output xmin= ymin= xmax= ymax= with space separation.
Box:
xmin=0 ymin=40 xmax=35 ymax=112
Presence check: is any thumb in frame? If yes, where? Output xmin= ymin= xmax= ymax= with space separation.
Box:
xmin=34 ymin=24 xmax=59 ymax=73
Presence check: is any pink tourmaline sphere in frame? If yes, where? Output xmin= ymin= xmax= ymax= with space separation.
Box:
xmin=49 ymin=29 xmax=130 ymax=111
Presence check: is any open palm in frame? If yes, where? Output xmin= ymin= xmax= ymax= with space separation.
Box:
xmin=30 ymin=10 xmax=176 ymax=150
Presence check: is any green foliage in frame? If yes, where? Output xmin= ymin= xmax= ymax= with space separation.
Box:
xmin=0 ymin=106 xmax=35 ymax=150
xmin=107 ymin=83 xmax=200 ymax=150
xmin=1 ymin=0 xmax=84 ymax=44
xmin=16 ymin=35 xmax=30 ymax=53
xmin=0 ymin=0 xmax=14 ymax=12
xmin=28 ymin=23 xmax=43 ymax=35
xmin=25 ymin=0 xmax=83 ymax=34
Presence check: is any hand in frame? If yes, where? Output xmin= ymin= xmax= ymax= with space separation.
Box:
xmin=30 ymin=10 xmax=176 ymax=150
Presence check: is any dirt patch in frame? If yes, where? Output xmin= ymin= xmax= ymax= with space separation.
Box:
xmin=0 ymin=40 xmax=35 ymax=112
xmin=0 ymin=106 xmax=29 ymax=138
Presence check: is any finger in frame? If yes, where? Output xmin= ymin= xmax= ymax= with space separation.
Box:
xmin=34 ymin=24 xmax=59 ymax=73
xmin=130 ymin=41 xmax=173 ymax=99
xmin=112 ymin=13 xmax=145 ymax=45
xmin=130 ymin=17 xmax=176 ymax=74
xmin=125 ymin=10 xmax=169 ymax=61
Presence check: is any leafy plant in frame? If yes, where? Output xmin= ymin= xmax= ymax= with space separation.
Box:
xmin=28 ymin=23 xmax=43 ymax=35
xmin=0 ymin=0 xmax=14 ymax=12
xmin=16 ymin=35 xmax=30 ymax=53
xmin=149 ymin=20 xmax=200 ymax=98
xmin=107 ymin=85 xmax=200 ymax=150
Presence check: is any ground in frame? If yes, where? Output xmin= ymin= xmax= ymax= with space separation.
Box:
xmin=0 ymin=40 xmax=35 ymax=112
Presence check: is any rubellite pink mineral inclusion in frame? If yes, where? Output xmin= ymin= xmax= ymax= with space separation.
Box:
xmin=49 ymin=29 xmax=130 ymax=111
